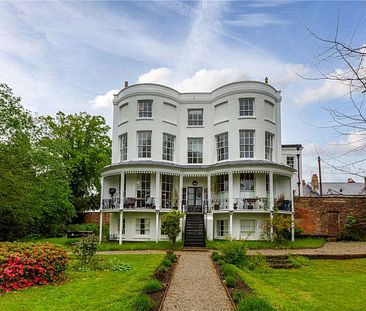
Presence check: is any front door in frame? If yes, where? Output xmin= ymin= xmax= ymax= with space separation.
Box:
xmin=187 ymin=187 xmax=203 ymax=213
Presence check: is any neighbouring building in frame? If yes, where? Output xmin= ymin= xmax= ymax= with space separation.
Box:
xmin=99 ymin=81 xmax=302 ymax=245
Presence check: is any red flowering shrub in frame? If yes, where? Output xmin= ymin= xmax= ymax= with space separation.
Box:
xmin=0 ymin=242 xmax=68 ymax=294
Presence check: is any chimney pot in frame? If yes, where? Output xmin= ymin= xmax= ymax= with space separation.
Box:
xmin=124 ymin=81 xmax=128 ymax=88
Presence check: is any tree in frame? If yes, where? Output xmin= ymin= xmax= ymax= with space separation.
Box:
xmin=0 ymin=84 xmax=75 ymax=240
xmin=42 ymin=112 xmax=112 ymax=215
xmin=262 ymin=213 xmax=292 ymax=243
xmin=161 ymin=210 xmax=184 ymax=246
xmin=305 ymin=7 xmax=366 ymax=178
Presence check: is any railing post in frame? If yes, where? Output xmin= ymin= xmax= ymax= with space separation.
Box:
xmin=99 ymin=176 xmax=104 ymax=243
xmin=156 ymin=172 xmax=161 ymax=211
xmin=119 ymin=211 xmax=123 ymax=245
xmin=291 ymin=175 xmax=295 ymax=242
xmin=228 ymin=172 xmax=234 ymax=212
xmin=179 ymin=174 xmax=183 ymax=213
xmin=269 ymin=172 xmax=274 ymax=241
xmin=207 ymin=174 xmax=211 ymax=213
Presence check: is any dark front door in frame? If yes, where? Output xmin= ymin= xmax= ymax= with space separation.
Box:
xmin=187 ymin=187 xmax=203 ymax=213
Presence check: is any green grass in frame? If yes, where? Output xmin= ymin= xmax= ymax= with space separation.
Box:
xmin=206 ymin=237 xmax=326 ymax=250
xmin=238 ymin=258 xmax=366 ymax=310
xmin=0 ymin=254 xmax=164 ymax=311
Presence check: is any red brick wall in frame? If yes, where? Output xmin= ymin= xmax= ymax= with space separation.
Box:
xmin=295 ymin=196 xmax=366 ymax=237
xmin=83 ymin=212 xmax=110 ymax=224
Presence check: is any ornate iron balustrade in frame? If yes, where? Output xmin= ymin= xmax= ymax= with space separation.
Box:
xmin=276 ymin=199 xmax=292 ymax=211
xmin=233 ymin=197 xmax=269 ymax=211
xmin=102 ymin=198 xmax=120 ymax=210
xmin=212 ymin=198 xmax=229 ymax=210
xmin=123 ymin=197 xmax=156 ymax=209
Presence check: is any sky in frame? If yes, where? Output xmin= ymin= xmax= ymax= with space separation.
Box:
xmin=1 ymin=0 xmax=365 ymax=182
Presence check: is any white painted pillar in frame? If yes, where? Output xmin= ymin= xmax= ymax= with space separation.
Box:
xmin=269 ymin=172 xmax=274 ymax=241
xmin=228 ymin=172 xmax=234 ymax=211
xmin=179 ymin=174 xmax=183 ymax=212
xmin=207 ymin=174 xmax=212 ymax=213
xmin=155 ymin=211 xmax=159 ymax=243
xmin=291 ymin=175 xmax=295 ymax=242
xmin=155 ymin=172 xmax=161 ymax=211
xmin=119 ymin=211 xmax=123 ymax=245
xmin=229 ymin=212 xmax=233 ymax=239
xmin=120 ymin=172 xmax=125 ymax=210
xmin=99 ymin=176 xmax=104 ymax=242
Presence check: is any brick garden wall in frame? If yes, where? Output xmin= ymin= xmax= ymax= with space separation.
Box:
xmin=83 ymin=212 xmax=110 ymax=224
xmin=295 ymin=196 xmax=366 ymax=237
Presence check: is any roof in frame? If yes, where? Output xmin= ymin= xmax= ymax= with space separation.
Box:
xmin=323 ymin=182 xmax=366 ymax=196
xmin=282 ymin=144 xmax=303 ymax=149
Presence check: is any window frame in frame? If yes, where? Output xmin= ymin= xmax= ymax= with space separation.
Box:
xmin=265 ymin=132 xmax=274 ymax=161
xmin=136 ymin=173 xmax=151 ymax=208
xmin=187 ymin=109 xmax=203 ymax=126
xmin=240 ymin=173 xmax=255 ymax=192
xmin=239 ymin=130 xmax=255 ymax=159
xmin=216 ymin=132 xmax=229 ymax=161
xmin=187 ymin=137 xmax=203 ymax=164
xmin=136 ymin=218 xmax=150 ymax=235
xmin=239 ymin=98 xmax=255 ymax=117
xmin=240 ymin=219 xmax=256 ymax=235
xmin=137 ymin=131 xmax=152 ymax=158
xmin=162 ymin=133 xmax=175 ymax=161
xmin=119 ymin=133 xmax=128 ymax=161
xmin=137 ymin=100 xmax=153 ymax=118
xmin=216 ymin=219 xmax=229 ymax=237
xmin=286 ymin=156 xmax=294 ymax=168
xmin=161 ymin=174 xmax=174 ymax=209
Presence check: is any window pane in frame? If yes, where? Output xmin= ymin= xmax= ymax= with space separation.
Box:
xmin=240 ymin=173 xmax=255 ymax=192
xmin=265 ymin=132 xmax=274 ymax=161
xmin=187 ymin=137 xmax=203 ymax=163
xmin=216 ymin=132 xmax=228 ymax=161
xmin=138 ymin=100 xmax=153 ymax=118
xmin=239 ymin=130 xmax=254 ymax=158
xmin=137 ymin=131 xmax=152 ymax=158
xmin=188 ymin=109 xmax=203 ymax=126
xmin=162 ymin=133 xmax=175 ymax=161
xmin=119 ymin=133 xmax=127 ymax=161
xmin=239 ymin=98 xmax=254 ymax=116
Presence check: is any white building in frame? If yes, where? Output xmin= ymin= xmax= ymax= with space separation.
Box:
xmin=99 ymin=81 xmax=302 ymax=245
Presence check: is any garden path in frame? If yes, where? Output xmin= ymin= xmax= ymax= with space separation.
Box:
xmin=161 ymin=251 xmax=233 ymax=311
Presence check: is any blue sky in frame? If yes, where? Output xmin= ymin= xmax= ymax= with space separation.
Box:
xmin=1 ymin=0 xmax=365 ymax=182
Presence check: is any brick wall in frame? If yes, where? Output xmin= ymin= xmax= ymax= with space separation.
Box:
xmin=83 ymin=212 xmax=110 ymax=224
xmin=295 ymin=196 xmax=366 ymax=237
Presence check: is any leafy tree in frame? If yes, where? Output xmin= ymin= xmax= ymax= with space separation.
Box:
xmin=161 ymin=210 xmax=184 ymax=246
xmin=262 ymin=213 xmax=292 ymax=243
xmin=42 ymin=111 xmax=111 ymax=214
xmin=0 ymin=84 xmax=75 ymax=240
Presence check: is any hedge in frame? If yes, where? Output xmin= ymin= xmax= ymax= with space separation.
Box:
xmin=0 ymin=242 xmax=68 ymax=294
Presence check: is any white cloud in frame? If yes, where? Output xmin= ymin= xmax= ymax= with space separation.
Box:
xmin=225 ymin=13 xmax=287 ymax=28
xmin=89 ymin=89 xmax=118 ymax=109
xmin=137 ymin=67 xmax=173 ymax=85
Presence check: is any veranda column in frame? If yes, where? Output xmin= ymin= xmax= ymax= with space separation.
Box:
xmin=228 ymin=172 xmax=234 ymax=211
xmin=229 ymin=211 xmax=233 ymax=238
xmin=155 ymin=172 xmax=161 ymax=211
xmin=119 ymin=172 xmax=125 ymax=245
xmin=269 ymin=172 xmax=274 ymax=241
xmin=207 ymin=174 xmax=211 ymax=213
xmin=99 ymin=176 xmax=104 ymax=242
xmin=155 ymin=211 xmax=159 ymax=243
xmin=179 ymin=174 xmax=183 ymax=212
xmin=290 ymin=176 xmax=295 ymax=242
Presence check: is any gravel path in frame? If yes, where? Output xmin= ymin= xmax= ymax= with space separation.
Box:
xmin=161 ymin=251 xmax=233 ymax=311
xmin=247 ymin=241 xmax=366 ymax=256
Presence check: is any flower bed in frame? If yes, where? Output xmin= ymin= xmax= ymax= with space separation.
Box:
xmin=0 ymin=242 xmax=68 ymax=294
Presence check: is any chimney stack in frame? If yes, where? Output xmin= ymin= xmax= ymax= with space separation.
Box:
xmin=347 ymin=178 xmax=355 ymax=183
xmin=311 ymin=174 xmax=319 ymax=191
xmin=124 ymin=81 xmax=129 ymax=88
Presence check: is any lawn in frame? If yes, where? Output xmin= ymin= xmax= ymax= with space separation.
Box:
xmin=238 ymin=258 xmax=366 ymax=310
xmin=206 ymin=237 xmax=326 ymax=250
xmin=0 ymin=254 xmax=164 ymax=311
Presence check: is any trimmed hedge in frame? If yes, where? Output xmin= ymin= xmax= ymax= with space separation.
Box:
xmin=0 ymin=242 xmax=68 ymax=294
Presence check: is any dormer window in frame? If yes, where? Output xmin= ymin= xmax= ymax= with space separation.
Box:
xmin=138 ymin=100 xmax=152 ymax=118
xmin=239 ymin=98 xmax=254 ymax=116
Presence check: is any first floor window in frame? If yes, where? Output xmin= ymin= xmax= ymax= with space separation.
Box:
xmin=138 ymin=100 xmax=152 ymax=118
xmin=240 ymin=173 xmax=255 ymax=192
xmin=239 ymin=98 xmax=254 ymax=116
xmin=240 ymin=219 xmax=256 ymax=235
xmin=266 ymin=174 xmax=270 ymax=194
xmin=216 ymin=174 xmax=228 ymax=193
xmin=216 ymin=132 xmax=228 ymax=161
xmin=119 ymin=133 xmax=127 ymax=161
xmin=136 ymin=174 xmax=151 ymax=207
xmin=162 ymin=174 xmax=174 ymax=209
xmin=216 ymin=219 xmax=228 ymax=237
xmin=187 ymin=137 xmax=203 ymax=163
xmin=137 ymin=131 xmax=152 ymax=158
xmin=240 ymin=130 xmax=254 ymax=158
xmin=136 ymin=218 xmax=150 ymax=235
xmin=162 ymin=133 xmax=175 ymax=161
xmin=117 ymin=217 xmax=126 ymax=235
xmin=287 ymin=156 xmax=294 ymax=168
xmin=265 ymin=132 xmax=274 ymax=161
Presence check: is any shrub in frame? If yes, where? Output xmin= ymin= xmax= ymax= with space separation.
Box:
xmin=72 ymin=234 xmax=99 ymax=267
xmin=262 ymin=214 xmax=292 ymax=243
xmin=0 ymin=242 xmax=68 ymax=294
xmin=232 ymin=289 xmax=247 ymax=304
xmin=165 ymin=250 xmax=177 ymax=262
xmin=217 ymin=259 xmax=225 ymax=266
xmin=133 ymin=294 xmax=156 ymax=311
xmin=287 ymin=255 xmax=310 ymax=268
xmin=237 ymin=296 xmax=275 ymax=311
xmin=161 ymin=258 xmax=172 ymax=268
xmin=221 ymin=263 xmax=236 ymax=278
xmin=246 ymin=254 xmax=269 ymax=271
xmin=225 ymin=274 xmax=236 ymax=288
xmin=342 ymin=214 xmax=366 ymax=241
xmin=161 ymin=211 xmax=184 ymax=246
xmin=220 ymin=240 xmax=248 ymax=267
xmin=67 ymin=223 xmax=109 ymax=240
xmin=211 ymin=251 xmax=221 ymax=261
xmin=143 ymin=279 xmax=162 ymax=293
